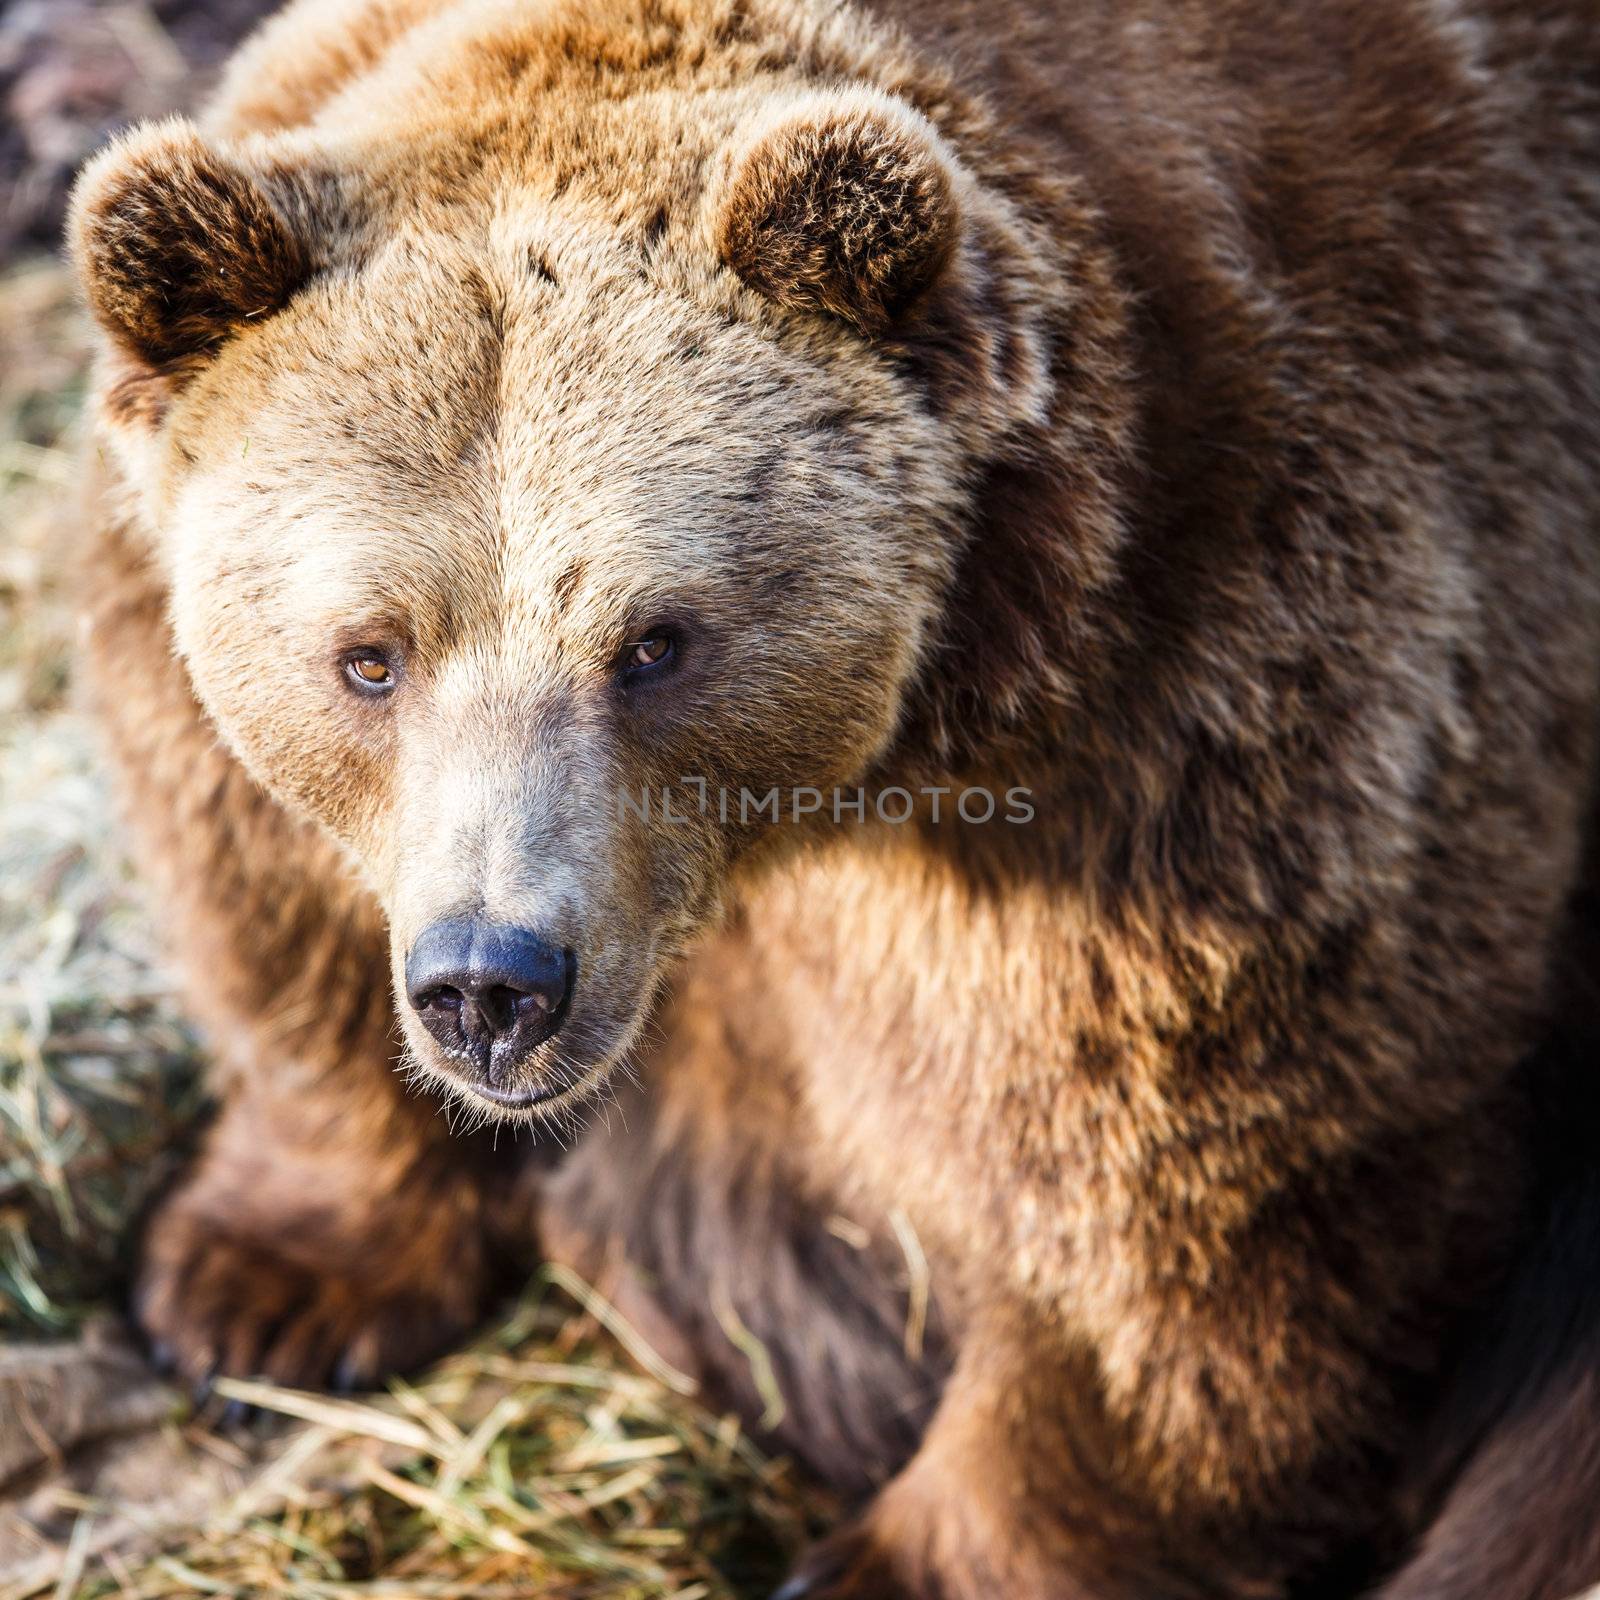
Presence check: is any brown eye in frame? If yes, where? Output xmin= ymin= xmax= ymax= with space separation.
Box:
xmin=626 ymin=633 xmax=676 ymax=672
xmin=343 ymin=651 xmax=397 ymax=694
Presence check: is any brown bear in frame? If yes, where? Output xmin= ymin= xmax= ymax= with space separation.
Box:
xmin=67 ymin=0 xmax=1600 ymax=1595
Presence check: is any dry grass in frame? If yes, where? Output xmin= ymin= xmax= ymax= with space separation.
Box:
xmin=0 ymin=258 xmax=204 ymax=1339
xmin=22 ymin=1281 xmax=820 ymax=1600
xmin=0 ymin=256 xmax=818 ymax=1597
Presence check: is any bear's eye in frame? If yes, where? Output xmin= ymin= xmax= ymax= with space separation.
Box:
xmin=624 ymin=632 xmax=676 ymax=674
xmin=342 ymin=650 xmax=398 ymax=695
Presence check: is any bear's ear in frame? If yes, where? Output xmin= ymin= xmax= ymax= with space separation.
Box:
xmin=715 ymin=94 xmax=960 ymax=335
xmin=69 ymin=121 xmax=310 ymax=366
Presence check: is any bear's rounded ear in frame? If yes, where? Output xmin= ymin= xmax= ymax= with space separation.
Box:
xmin=715 ymin=94 xmax=961 ymax=335
xmin=69 ymin=120 xmax=310 ymax=366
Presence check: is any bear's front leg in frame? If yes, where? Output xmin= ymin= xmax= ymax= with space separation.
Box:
xmin=770 ymin=1311 xmax=1221 ymax=1600
xmin=767 ymin=1135 xmax=1476 ymax=1600
xmin=135 ymin=1079 xmax=534 ymax=1393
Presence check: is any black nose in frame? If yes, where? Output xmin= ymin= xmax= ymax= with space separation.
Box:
xmin=405 ymin=920 xmax=575 ymax=1081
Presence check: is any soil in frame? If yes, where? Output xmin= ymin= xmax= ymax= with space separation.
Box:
xmin=1 ymin=0 xmax=276 ymax=264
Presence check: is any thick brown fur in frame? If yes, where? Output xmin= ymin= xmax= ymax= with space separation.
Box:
xmin=68 ymin=0 xmax=1600 ymax=1595
xmin=717 ymin=100 xmax=959 ymax=332
xmin=72 ymin=124 xmax=312 ymax=364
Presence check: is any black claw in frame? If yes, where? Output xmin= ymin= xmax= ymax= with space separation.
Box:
xmin=189 ymin=1360 xmax=219 ymax=1408
xmin=332 ymin=1352 xmax=365 ymax=1395
xmin=216 ymin=1397 xmax=256 ymax=1429
xmin=773 ymin=1540 xmax=859 ymax=1600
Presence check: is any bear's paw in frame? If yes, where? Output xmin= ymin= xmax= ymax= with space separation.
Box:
xmin=134 ymin=1183 xmax=491 ymax=1399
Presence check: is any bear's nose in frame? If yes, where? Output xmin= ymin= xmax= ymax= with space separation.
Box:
xmin=405 ymin=920 xmax=575 ymax=1081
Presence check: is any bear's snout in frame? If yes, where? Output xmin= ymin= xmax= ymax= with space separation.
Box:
xmin=405 ymin=919 xmax=576 ymax=1099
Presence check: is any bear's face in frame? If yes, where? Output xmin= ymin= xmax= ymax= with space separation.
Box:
xmin=70 ymin=92 xmax=1031 ymax=1116
xmin=163 ymin=235 xmax=956 ymax=1108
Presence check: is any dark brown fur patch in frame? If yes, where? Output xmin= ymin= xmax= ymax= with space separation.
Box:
xmin=102 ymin=362 xmax=177 ymax=431
xmin=550 ymin=557 xmax=588 ymax=610
xmin=718 ymin=105 xmax=958 ymax=333
xmin=72 ymin=127 xmax=310 ymax=365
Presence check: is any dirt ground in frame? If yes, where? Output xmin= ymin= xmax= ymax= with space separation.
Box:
xmin=0 ymin=6 xmax=818 ymax=1596
xmin=1 ymin=0 xmax=277 ymax=260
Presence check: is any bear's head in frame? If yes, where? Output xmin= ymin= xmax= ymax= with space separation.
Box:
xmin=70 ymin=64 xmax=1100 ymax=1119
